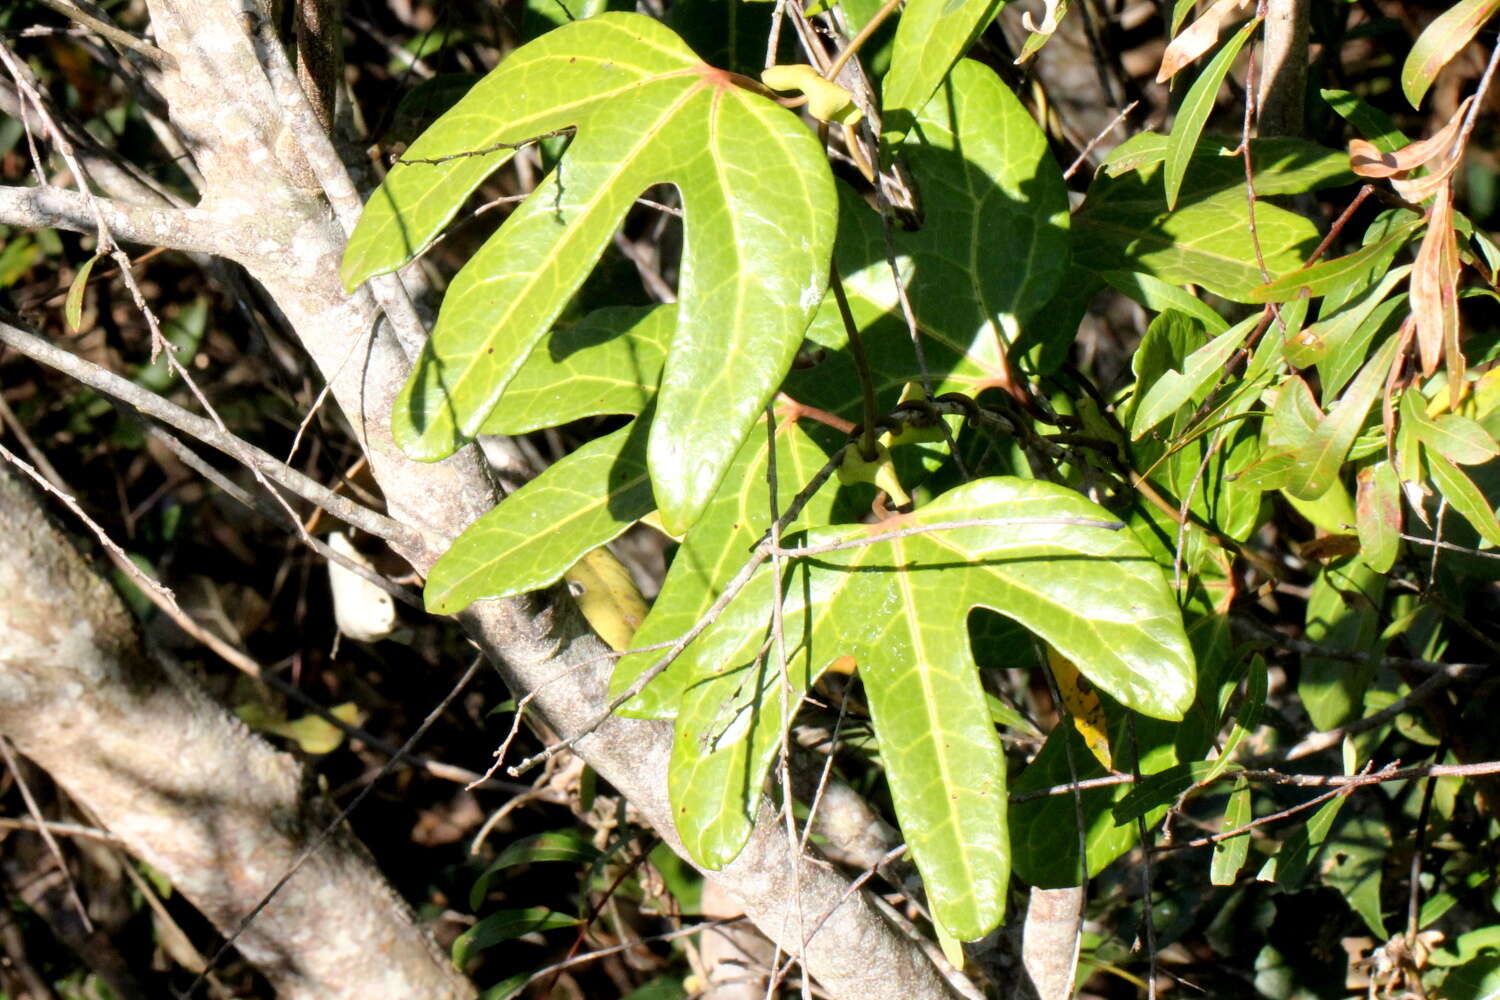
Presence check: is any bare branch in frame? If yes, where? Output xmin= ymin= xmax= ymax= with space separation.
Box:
xmin=0 ymin=184 xmax=232 ymax=255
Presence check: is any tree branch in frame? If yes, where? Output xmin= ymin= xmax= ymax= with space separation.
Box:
xmin=0 ymin=184 xmax=236 ymax=257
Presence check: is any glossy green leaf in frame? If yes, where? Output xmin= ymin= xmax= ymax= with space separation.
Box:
xmin=345 ymin=14 xmax=836 ymax=535
xmin=1428 ymin=450 xmax=1500 ymax=546
xmin=1103 ymin=134 xmax=1354 ymax=197
xmin=1256 ymin=791 xmax=1345 ymax=887
xmin=843 ymin=60 xmax=1070 ymax=364
xmin=1250 ymin=221 xmax=1422 ymax=303
xmin=1073 ymin=148 xmax=1320 ymax=302
xmin=1283 ymin=336 xmax=1398 ymax=501
xmin=1101 ymin=270 xmax=1229 ymax=334
xmin=1113 ymin=760 xmax=1236 ymax=823
xmin=1131 ymin=312 xmax=1257 ymax=438
xmin=1011 ymin=713 xmax=1179 ymax=887
xmin=1300 ymin=556 xmax=1385 ymax=730
xmin=1318 ymin=815 xmax=1391 ymax=937
xmin=1164 ymin=19 xmax=1261 ymax=211
xmin=881 ymin=0 xmax=1006 ymax=147
xmin=1321 ymin=88 xmax=1410 ymax=154
xmin=663 ymin=478 xmax=1193 ymax=940
xmin=1402 ymin=388 xmax=1500 ymax=466
xmin=1210 ymin=777 xmax=1253 ymax=885
xmin=452 ymin=908 xmax=580 ymax=967
xmin=1356 ymin=461 xmax=1402 ymax=573
xmin=425 ymin=418 xmax=655 ymax=613
xmin=1402 ymin=0 xmax=1500 ymax=108
xmin=470 ymin=830 xmax=603 ymax=908
xmin=1295 ymin=266 xmax=1408 ymax=394
xmin=481 ymin=305 xmax=673 ymax=434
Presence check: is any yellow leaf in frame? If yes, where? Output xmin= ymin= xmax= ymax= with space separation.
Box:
xmin=761 ymin=64 xmax=863 ymax=126
xmin=565 ymin=547 xmax=648 ymax=652
xmin=1046 ymin=645 xmax=1113 ymax=770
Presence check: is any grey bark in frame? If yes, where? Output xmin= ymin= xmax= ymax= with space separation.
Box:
xmin=0 ymin=2 xmax=971 ymax=998
xmin=1257 ymin=0 xmax=1309 ymax=136
xmin=0 ymin=466 xmax=475 ymax=1000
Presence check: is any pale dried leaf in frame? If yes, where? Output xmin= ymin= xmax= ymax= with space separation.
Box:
xmin=1157 ymin=0 xmax=1254 ymax=83
xmin=1410 ymin=181 xmax=1461 ymax=377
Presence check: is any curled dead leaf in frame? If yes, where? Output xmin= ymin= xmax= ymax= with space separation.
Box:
xmin=1410 ymin=180 xmax=1461 ymax=380
xmin=1157 ymin=0 xmax=1254 ymax=84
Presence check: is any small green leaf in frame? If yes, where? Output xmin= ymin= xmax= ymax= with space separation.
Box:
xmin=1101 ymin=270 xmax=1229 ymax=334
xmin=1257 ymin=791 xmax=1345 ymax=887
xmin=471 ymin=831 xmax=602 ymax=909
xmin=881 ymin=0 xmax=1005 ymax=147
xmin=1402 ymin=388 xmax=1500 ymax=465
xmin=424 ymin=418 xmax=655 ymax=613
xmin=65 ymin=254 xmax=99 ymax=331
xmin=1428 ymin=450 xmax=1500 ymax=546
xmin=1131 ymin=312 xmax=1256 ymax=438
xmin=1112 ymin=760 xmax=1236 ymax=824
xmin=1210 ymin=776 xmax=1252 ymax=885
xmin=1356 ymin=461 xmax=1402 ymax=573
xmin=1164 ymin=19 xmax=1261 ymax=211
xmin=452 ymin=908 xmax=580 ymax=967
xmin=1282 ymin=336 xmax=1398 ymax=501
xmin=1318 ymin=816 xmax=1391 ymax=937
xmin=1402 ymin=0 xmax=1500 ymax=108
xmin=1300 ymin=556 xmax=1385 ymax=730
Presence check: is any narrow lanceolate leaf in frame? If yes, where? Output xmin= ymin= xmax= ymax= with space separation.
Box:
xmin=345 ymin=14 xmax=836 ymax=536
xmin=1250 ymin=220 xmax=1423 ymax=303
xmin=481 ymin=305 xmax=674 ymax=434
xmin=665 ymin=478 xmax=1193 ymax=942
xmin=424 ymin=419 xmax=655 ymax=613
xmin=1411 ymin=182 xmax=1462 ymax=379
xmin=452 ymin=909 xmax=579 ymax=967
xmin=1402 ymin=0 xmax=1500 ymax=108
xmin=65 ymin=254 xmax=99 ymax=332
xmin=1402 ymin=388 xmax=1500 ymax=465
xmin=1210 ymin=776 xmax=1253 ymax=884
xmin=881 ymin=0 xmax=1006 ymax=147
xmin=1131 ymin=312 xmax=1257 ymax=438
xmin=1284 ymin=336 xmax=1399 ymax=501
xmin=1164 ymin=19 xmax=1261 ymax=210
xmin=1356 ymin=462 xmax=1402 ymax=573
xmin=1428 ymin=450 xmax=1500 ymax=546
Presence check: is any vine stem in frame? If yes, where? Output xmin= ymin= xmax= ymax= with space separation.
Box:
xmin=824 ymin=0 xmax=902 ymax=81
xmin=828 ymin=265 xmax=883 ymax=460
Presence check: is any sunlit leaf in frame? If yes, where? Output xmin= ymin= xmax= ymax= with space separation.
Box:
xmin=881 ymin=0 xmax=1005 ymax=147
xmin=1356 ymin=461 xmax=1402 ymax=573
xmin=343 ymin=14 xmax=837 ymax=534
xmin=1402 ymin=0 xmax=1500 ymax=108
xmin=1164 ymin=19 xmax=1261 ymax=210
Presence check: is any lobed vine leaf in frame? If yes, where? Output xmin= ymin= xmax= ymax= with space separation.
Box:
xmin=660 ymin=478 xmax=1194 ymax=941
xmin=342 ymin=13 xmax=837 ymax=535
xmin=881 ymin=0 xmax=1006 ymax=148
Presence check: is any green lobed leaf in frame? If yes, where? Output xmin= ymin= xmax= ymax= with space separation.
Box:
xmin=1401 ymin=0 xmax=1500 ymax=108
xmin=346 ymin=14 xmax=836 ymax=536
xmin=1164 ymin=19 xmax=1261 ymax=211
xmin=424 ymin=418 xmax=655 ymax=613
xmin=662 ymin=478 xmax=1194 ymax=941
xmin=841 ymin=60 xmax=1071 ymax=368
xmin=881 ymin=0 xmax=1006 ymax=148
xmin=481 ymin=305 xmax=673 ymax=434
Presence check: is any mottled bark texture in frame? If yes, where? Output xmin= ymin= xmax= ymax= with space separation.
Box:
xmin=0 ymin=466 xmax=476 ymax=1000
xmin=0 ymin=2 xmax=971 ymax=997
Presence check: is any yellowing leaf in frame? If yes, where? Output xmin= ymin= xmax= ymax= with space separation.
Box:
xmin=565 ymin=547 xmax=648 ymax=652
xmin=1411 ymin=182 xmax=1462 ymax=379
xmin=1046 ymin=646 xmax=1112 ymax=770
xmin=1402 ymin=0 xmax=1500 ymax=108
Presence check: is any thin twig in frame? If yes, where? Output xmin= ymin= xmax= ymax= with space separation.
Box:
xmin=32 ymin=0 xmax=174 ymax=69
xmin=0 ymin=318 xmax=419 ymax=549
